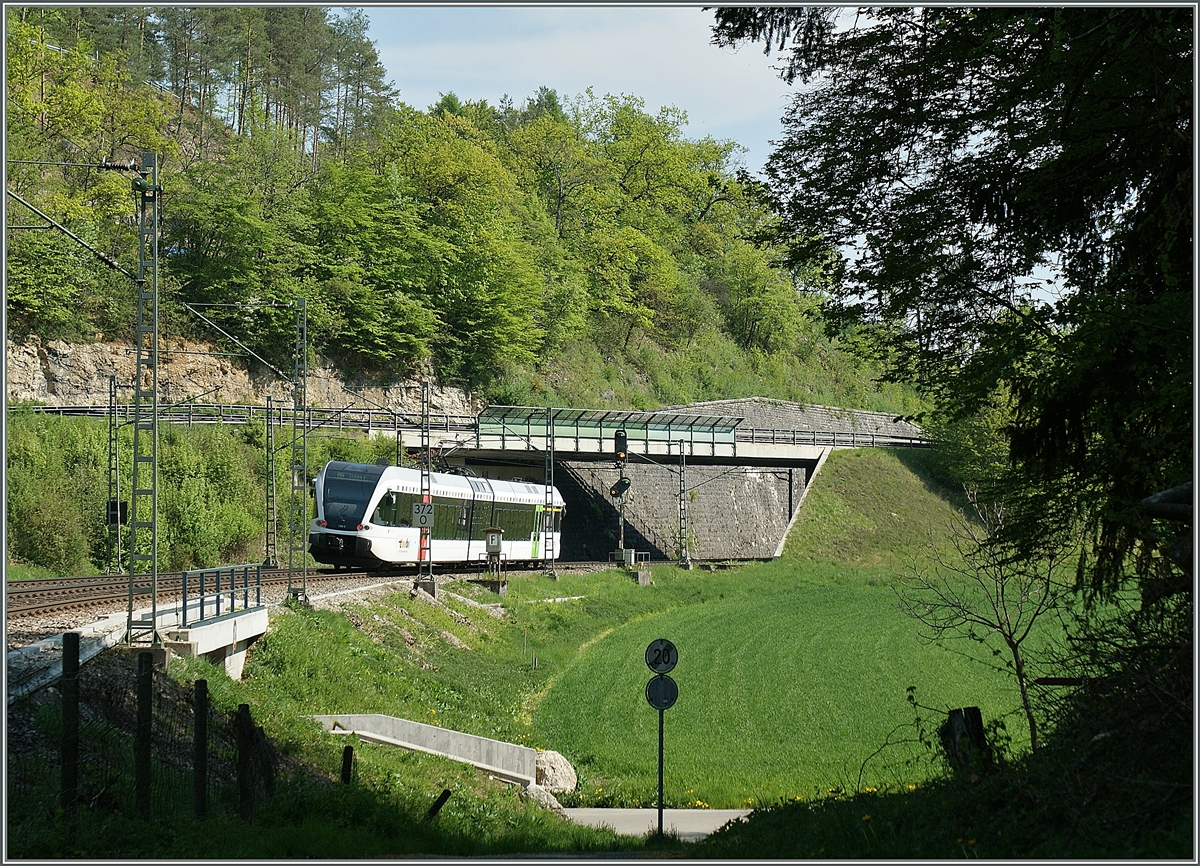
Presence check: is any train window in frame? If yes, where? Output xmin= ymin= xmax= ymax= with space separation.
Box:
xmin=432 ymin=496 xmax=466 ymax=540
xmin=372 ymin=492 xmax=400 ymax=527
xmin=323 ymin=475 xmax=377 ymax=526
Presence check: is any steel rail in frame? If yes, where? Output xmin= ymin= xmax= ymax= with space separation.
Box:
xmin=5 ymin=562 xmax=608 ymax=619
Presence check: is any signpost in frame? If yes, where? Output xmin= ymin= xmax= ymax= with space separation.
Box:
xmin=645 ymin=638 xmax=678 ymax=837
xmin=412 ymin=502 xmax=434 ymax=527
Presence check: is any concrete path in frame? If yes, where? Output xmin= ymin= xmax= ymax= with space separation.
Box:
xmin=562 ymin=808 xmax=750 ymax=842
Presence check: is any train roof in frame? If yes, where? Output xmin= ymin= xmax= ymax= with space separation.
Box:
xmin=321 ymin=461 xmax=564 ymax=507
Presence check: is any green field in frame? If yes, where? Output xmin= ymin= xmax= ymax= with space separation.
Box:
xmin=524 ymin=447 xmax=1044 ymax=808
xmin=530 ymin=565 xmax=1032 ymax=809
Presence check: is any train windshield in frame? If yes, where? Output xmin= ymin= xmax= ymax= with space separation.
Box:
xmin=321 ymin=462 xmax=386 ymax=529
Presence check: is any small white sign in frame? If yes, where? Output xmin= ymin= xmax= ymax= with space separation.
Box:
xmin=412 ymin=502 xmax=434 ymax=527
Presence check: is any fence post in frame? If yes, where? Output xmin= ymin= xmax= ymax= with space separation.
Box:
xmin=135 ymin=651 xmax=153 ymax=819
xmin=237 ymin=703 xmax=253 ymax=820
xmin=193 ymin=679 xmax=208 ymax=818
xmin=60 ymin=632 xmax=80 ymax=811
xmin=341 ymin=745 xmax=354 ymax=784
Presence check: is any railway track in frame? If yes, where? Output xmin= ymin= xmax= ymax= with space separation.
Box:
xmin=5 ymin=561 xmax=610 ymax=618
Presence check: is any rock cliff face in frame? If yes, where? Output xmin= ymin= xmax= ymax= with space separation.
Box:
xmin=5 ymin=337 xmax=481 ymax=416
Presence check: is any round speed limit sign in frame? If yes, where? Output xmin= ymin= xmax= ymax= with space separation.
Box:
xmin=645 ymin=638 xmax=677 ymax=675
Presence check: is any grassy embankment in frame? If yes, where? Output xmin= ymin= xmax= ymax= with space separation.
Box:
xmin=12 ymin=446 xmax=1074 ymax=857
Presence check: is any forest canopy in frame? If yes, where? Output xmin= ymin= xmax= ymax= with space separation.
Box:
xmin=5 ymin=6 xmax=887 ymax=413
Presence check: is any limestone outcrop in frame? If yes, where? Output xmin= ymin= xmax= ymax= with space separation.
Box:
xmin=5 ymin=337 xmax=480 ymax=415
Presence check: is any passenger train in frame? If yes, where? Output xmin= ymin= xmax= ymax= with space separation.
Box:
xmin=308 ymin=461 xmax=564 ymax=569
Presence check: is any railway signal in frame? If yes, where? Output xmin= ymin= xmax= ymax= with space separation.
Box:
xmin=610 ymin=477 xmax=631 ymax=498
xmin=614 ymin=429 xmax=628 ymax=466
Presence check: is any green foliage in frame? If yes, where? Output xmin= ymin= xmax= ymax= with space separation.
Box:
xmin=2 ymin=413 xmax=402 ymax=576
xmin=6 ymin=411 xmax=107 ymax=573
xmin=713 ymin=6 xmax=1192 ymax=597
xmin=6 ymin=9 xmax=924 ymax=412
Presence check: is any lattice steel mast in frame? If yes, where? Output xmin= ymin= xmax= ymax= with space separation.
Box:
xmin=264 ymin=395 xmax=278 ymax=568
xmin=127 ymin=153 xmax=161 ymax=645
xmin=416 ymin=379 xmax=436 ymax=597
xmin=287 ymin=300 xmax=308 ymax=603
xmin=677 ymin=441 xmax=691 ymax=569
xmin=543 ymin=406 xmax=558 ymax=579
xmin=105 ymin=375 xmax=122 ymax=574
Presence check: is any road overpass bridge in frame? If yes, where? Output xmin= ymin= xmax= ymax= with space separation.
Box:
xmin=32 ymin=398 xmax=926 ymax=563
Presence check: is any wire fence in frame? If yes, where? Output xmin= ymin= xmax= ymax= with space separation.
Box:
xmin=7 ymin=646 xmax=283 ymax=847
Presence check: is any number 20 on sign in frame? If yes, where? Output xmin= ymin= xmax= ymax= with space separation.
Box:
xmin=645 ymin=638 xmax=677 ymax=675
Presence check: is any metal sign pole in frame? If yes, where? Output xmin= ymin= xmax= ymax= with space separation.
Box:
xmin=644 ymin=638 xmax=678 ymax=839
xmin=658 ymin=708 xmax=665 ymax=837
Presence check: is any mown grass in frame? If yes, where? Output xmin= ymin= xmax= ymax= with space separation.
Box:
xmin=528 ymin=559 xmax=1058 ymax=810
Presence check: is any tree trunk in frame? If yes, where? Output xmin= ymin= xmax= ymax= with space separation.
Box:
xmin=1011 ymin=643 xmax=1038 ymax=752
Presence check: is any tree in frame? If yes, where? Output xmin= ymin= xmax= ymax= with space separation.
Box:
xmin=897 ymin=492 xmax=1069 ymax=752
xmin=712 ymin=8 xmax=1192 ymax=600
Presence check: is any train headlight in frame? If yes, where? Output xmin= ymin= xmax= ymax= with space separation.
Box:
xmin=358 ymin=524 xmax=366 ymax=531
xmin=319 ymin=520 xmax=327 ymax=527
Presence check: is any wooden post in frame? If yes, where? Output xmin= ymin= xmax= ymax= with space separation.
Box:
xmin=193 ymin=679 xmax=207 ymax=818
xmin=237 ymin=703 xmax=253 ymax=819
xmin=939 ymin=706 xmax=990 ymax=769
xmin=60 ymin=632 xmax=80 ymax=810
xmin=424 ymin=788 xmax=452 ymax=821
xmin=135 ymin=651 xmax=152 ymax=819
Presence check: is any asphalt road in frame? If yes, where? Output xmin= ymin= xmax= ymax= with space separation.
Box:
xmin=562 ymin=808 xmax=751 ymax=842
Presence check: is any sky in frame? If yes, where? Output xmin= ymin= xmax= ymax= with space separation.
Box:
xmin=354 ymin=5 xmax=796 ymax=176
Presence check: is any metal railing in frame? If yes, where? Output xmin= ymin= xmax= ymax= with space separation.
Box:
xmin=26 ymin=403 xmax=928 ymax=450
xmin=180 ymin=564 xmax=262 ymax=627
xmin=735 ymin=427 xmax=928 ymax=449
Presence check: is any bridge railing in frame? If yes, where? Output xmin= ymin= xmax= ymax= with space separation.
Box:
xmin=26 ymin=404 xmax=928 ymax=450
xmin=180 ymin=563 xmax=262 ymax=627
xmin=735 ymin=427 xmax=928 ymax=449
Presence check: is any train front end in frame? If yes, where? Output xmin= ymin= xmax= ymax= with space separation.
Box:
xmin=308 ymin=461 xmax=389 ymax=568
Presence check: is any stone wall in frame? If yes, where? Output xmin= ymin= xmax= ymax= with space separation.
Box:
xmin=5 ymin=336 xmax=480 ymax=415
xmin=556 ymin=458 xmax=807 ymax=561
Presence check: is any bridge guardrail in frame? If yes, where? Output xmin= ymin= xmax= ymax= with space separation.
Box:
xmin=735 ymin=427 xmax=928 ymax=449
xmin=181 ymin=563 xmax=262 ymax=627
xmin=25 ymin=404 xmax=927 ymax=449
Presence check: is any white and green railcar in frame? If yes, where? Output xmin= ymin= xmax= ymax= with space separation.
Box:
xmin=308 ymin=460 xmax=564 ymax=569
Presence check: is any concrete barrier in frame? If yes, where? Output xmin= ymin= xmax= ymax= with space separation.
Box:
xmin=164 ymin=607 xmax=269 ymax=680
xmin=311 ymin=713 xmax=536 ymax=785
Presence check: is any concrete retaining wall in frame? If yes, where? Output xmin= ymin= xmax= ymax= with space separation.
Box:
xmin=556 ymin=459 xmax=807 ymax=561
xmin=311 ymin=713 xmax=537 ymax=785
